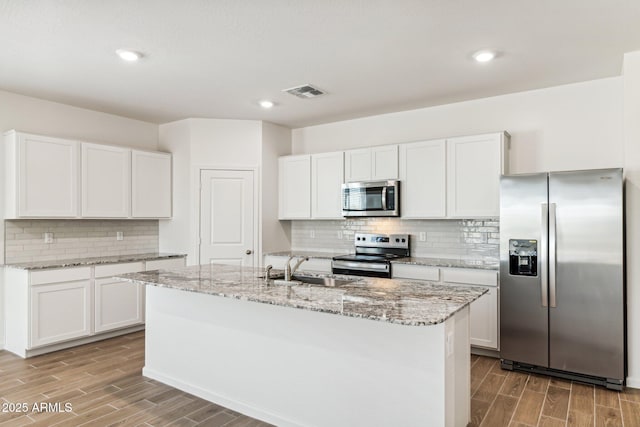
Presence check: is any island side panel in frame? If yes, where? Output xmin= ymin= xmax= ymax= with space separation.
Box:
xmin=143 ymin=285 xmax=470 ymax=427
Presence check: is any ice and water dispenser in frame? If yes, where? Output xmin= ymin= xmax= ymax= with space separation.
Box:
xmin=509 ymin=239 xmax=538 ymax=276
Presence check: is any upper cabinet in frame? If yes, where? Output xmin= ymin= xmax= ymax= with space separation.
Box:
xmin=132 ymin=150 xmax=172 ymax=218
xmin=5 ymin=131 xmax=79 ymax=218
xmin=82 ymin=143 xmax=131 ymax=218
xmin=279 ymin=131 xmax=509 ymax=221
xmin=344 ymin=145 xmax=398 ymax=182
xmin=4 ymin=130 xmax=173 ymax=219
xmin=399 ymin=140 xmax=446 ymax=218
xmin=311 ymin=151 xmax=344 ymax=219
xmin=279 ymin=155 xmax=311 ymax=219
xmin=446 ymin=132 xmax=508 ymax=218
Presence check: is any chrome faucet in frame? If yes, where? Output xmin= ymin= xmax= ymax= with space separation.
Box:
xmin=285 ymin=256 xmax=309 ymax=281
xmin=263 ymin=264 xmax=273 ymax=282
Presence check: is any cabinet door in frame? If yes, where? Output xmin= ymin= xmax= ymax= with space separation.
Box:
xmin=18 ymin=133 xmax=79 ymax=217
xmin=94 ymin=262 xmax=145 ymax=333
xmin=447 ymin=133 xmax=506 ymax=218
xmin=132 ymin=150 xmax=172 ymax=218
xmin=344 ymin=148 xmax=371 ymax=182
xmin=469 ymin=287 xmax=499 ymax=350
xmin=279 ymin=155 xmax=311 ymax=219
xmin=371 ymin=145 xmax=398 ymax=180
xmin=145 ymin=257 xmax=186 ymax=270
xmin=30 ymin=280 xmax=91 ymax=348
xmin=82 ymin=143 xmax=131 ymax=218
xmin=399 ymin=140 xmax=446 ymax=218
xmin=312 ymin=152 xmax=344 ymax=219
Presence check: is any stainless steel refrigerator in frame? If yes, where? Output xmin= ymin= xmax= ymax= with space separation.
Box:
xmin=499 ymin=168 xmax=625 ymax=389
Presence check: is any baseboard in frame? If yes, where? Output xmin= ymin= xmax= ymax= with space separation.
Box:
xmin=626 ymin=376 xmax=640 ymax=389
xmin=471 ymin=347 xmax=499 ymax=358
xmin=17 ymin=325 xmax=145 ymax=358
xmin=142 ymin=367 xmax=298 ymax=427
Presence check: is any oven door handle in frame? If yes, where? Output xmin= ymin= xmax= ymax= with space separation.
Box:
xmin=331 ymin=260 xmax=390 ymax=272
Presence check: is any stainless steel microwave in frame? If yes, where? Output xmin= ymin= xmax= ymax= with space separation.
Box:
xmin=341 ymin=180 xmax=400 ymax=217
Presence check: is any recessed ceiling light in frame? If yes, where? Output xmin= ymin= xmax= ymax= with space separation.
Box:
xmin=473 ymin=50 xmax=496 ymax=63
xmin=259 ymin=100 xmax=275 ymax=109
xmin=116 ymin=49 xmax=142 ymax=62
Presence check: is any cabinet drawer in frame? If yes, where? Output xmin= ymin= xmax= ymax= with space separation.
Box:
xmin=264 ymin=255 xmax=287 ymax=270
xmin=392 ymin=264 xmax=440 ymax=281
xmin=145 ymin=258 xmax=186 ymax=271
xmin=95 ymin=262 xmax=145 ymax=278
xmin=30 ymin=267 xmax=91 ymax=285
xmin=441 ymin=268 xmax=497 ymax=287
xmin=299 ymin=258 xmax=332 ymax=273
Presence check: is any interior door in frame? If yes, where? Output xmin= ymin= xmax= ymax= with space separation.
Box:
xmin=199 ymin=169 xmax=255 ymax=267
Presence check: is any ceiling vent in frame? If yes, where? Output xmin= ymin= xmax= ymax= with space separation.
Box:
xmin=283 ymin=84 xmax=326 ymax=99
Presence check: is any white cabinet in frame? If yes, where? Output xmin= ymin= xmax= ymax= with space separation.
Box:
xmin=344 ymin=145 xmax=398 ymax=182
xmin=145 ymin=257 xmax=186 ymax=270
xmin=468 ymin=287 xmax=498 ymax=349
xmin=279 ymin=155 xmax=311 ymax=219
xmin=4 ymin=131 xmax=79 ymax=218
xmin=81 ymin=143 xmax=131 ymax=218
xmin=398 ymin=139 xmax=446 ymax=218
xmin=29 ymin=267 xmax=92 ymax=348
xmin=132 ymin=150 xmax=172 ymax=218
xmin=442 ymin=267 xmax=499 ymax=350
xmin=391 ymin=263 xmax=440 ymax=281
xmin=263 ymin=255 xmax=332 ymax=273
xmin=312 ymin=152 xmax=344 ymax=219
xmin=94 ymin=263 xmax=145 ymax=333
xmin=446 ymin=132 xmax=508 ymax=218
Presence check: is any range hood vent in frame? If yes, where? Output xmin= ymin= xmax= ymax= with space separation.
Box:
xmin=283 ymin=84 xmax=326 ymax=99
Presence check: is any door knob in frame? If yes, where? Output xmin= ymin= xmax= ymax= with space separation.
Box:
xmin=246 ymin=249 xmax=252 ymax=255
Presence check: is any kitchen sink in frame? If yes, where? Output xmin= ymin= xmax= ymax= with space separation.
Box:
xmin=291 ymin=274 xmax=354 ymax=287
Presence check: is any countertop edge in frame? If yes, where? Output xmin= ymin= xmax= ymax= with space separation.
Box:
xmin=2 ymin=253 xmax=187 ymax=270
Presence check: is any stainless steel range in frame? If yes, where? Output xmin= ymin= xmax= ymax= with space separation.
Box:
xmin=332 ymin=233 xmax=409 ymax=278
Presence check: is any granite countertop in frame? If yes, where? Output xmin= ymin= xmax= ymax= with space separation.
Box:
xmin=3 ymin=253 xmax=187 ymax=270
xmin=391 ymin=257 xmax=499 ymax=270
xmin=115 ymin=264 xmax=487 ymax=326
xmin=266 ymin=251 xmax=498 ymax=271
xmin=265 ymin=250 xmax=344 ymax=260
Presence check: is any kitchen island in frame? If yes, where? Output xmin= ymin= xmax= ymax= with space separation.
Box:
xmin=115 ymin=264 xmax=487 ymax=427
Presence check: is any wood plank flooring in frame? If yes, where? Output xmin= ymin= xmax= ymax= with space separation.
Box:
xmin=1 ymin=333 xmax=639 ymax=426
xmin=470 ymin=354 xmax=640 ymax=427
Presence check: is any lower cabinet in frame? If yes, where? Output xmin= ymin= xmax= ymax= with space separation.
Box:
xmin=393 ymin=264 xmax=500 ymax=351
xmin=3 ymin=256 xmax=186 ymax=358
xmin=94 ymin=262 xmax=145 ymax=333
xmin=30 ymin=269 xmax=92 ymax=348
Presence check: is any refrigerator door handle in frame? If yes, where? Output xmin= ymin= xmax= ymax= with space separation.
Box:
xmin=549 ymin=202 xmax=557 ymax=308
xmin=540 ymin=203 xmax=549 ymax=307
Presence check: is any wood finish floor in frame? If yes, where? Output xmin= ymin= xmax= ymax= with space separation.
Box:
xmin=470 ymin=354 xmax=640 ymax=427
xmin=1 ymin=332 xmax=639 ymax=426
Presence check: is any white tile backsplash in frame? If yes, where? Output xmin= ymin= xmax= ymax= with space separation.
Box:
xmin=291 ymin=218 xmax=499 ymax=261
xmin=4 ymin=219 xmax=159 ymax=264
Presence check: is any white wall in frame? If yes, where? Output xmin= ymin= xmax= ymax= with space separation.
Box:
xmin=292 ymin=78 xmax=624 ymax=174
xmin=158 ymin=119 xmax=264 ymax=265
xmin=260 ymin=122 xmax=292 ymax=256
xmin=0 ymin=89 xmax=159 ymax=349
xmin=623 ymin=51 xmax=640 ymax=388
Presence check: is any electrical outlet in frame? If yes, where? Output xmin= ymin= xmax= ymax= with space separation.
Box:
xmin=446 ymin=331 xmax=454 ymax=356
xmin=43 ymin=232 xmax=53 ymax=244
xmin=116 ymin=231 xmax=124 ymax=241
xmin=309 ymin=230 xmax=315 ymax=239
xmin=419 ymin=232 xmax=427 ymax=242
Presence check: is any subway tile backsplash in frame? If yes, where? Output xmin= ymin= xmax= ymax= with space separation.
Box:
xmin=4 ymin=219 xmax=159 ymax=264
xmin=291 ymin=218 xmax=499 ymax=261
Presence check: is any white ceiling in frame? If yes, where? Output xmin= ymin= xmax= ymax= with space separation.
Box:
xmin=1 ymin=0 xmax=640 ymax=129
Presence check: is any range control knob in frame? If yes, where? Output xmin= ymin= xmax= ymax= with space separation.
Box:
xmin=395 ymin=238 xmax=400 ymax=242
xmin=402 ymin=238 xmax=406 ymax=243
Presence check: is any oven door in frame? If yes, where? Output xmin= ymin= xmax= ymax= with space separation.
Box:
xmin=341 ymin=180 xmax=399 ymax=217
xmin=331 ymin=260 xmax=391 ymax=278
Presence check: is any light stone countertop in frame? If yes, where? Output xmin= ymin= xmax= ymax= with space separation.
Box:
xmin=115 ymin=263 xmax=488 ymax=326
xmin=2 ymin=253 xmax=187 ymax=270
xmin=265 ymin=251 xmax=498 ymax=270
